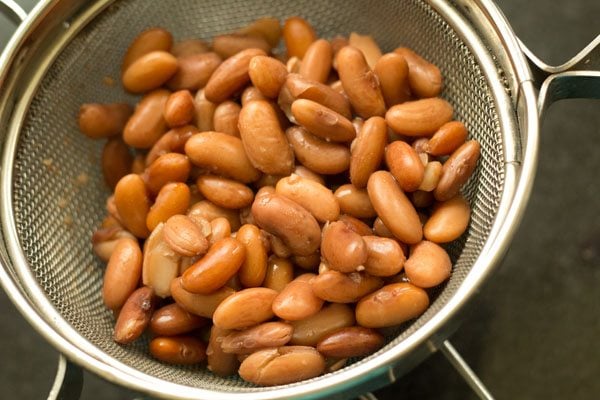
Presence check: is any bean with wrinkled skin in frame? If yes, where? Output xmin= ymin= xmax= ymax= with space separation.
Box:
xmin=113 ymin=287 xmax=156 ymax=344
xmin=237 ymin=17 xmax=281 ymax=48
xmin=367 ymin=171 xmax=422 ymax=244
xmin=146 ymin=182 xmax=190 ymax=232
xmin=146 ymin=125 xmax=197 ymax=166
xmin=212 ymin=34 xmax=271 ymax=59
xmin=207 ymin=325 xmax=239 ymax=376
xmin=239 ymin=346 xmax=325 ymax=386
xmin=171 ymin=39 xmax=209 ymax=57
xmin=418 ymin=161 xmax=443 ymax=192
xmin=424 ymin=195 xmax=471 ymax=243
xmin=362 ymin=235 xmax=405 ymax=277
xmin=150 ymin=303 xmax=206 ymax=336
xmin=236 ymin=224 xmax=268 ymax=288
xmin=163 ymin=214 xmax=209 ymax=257
xmin=212 ymin=101 xmax=241 ymax=137
xmin=123 ymin=89 xmax=170 ymax=149
xmin=311 ymin=270 xmax=383 ymax=303
xmin=283 ymin=17 xmax=316 ymax=58
xmin=321 ymin=221 xmax=368 ymax=273
xmin=394 ymin=47 xmax=442 ymax=99
xmin=188 ymin=200 xmax=241 ymax=231
xmin=299 ymin=39 xmax=332 ymax=83
xmin=317 ymin=327 xmax=384 ymax=358
xmin=102 ymin=238 xmax=143 ymax=310
xmin=350 ymin=116 xmax=387 ymax=189
xmin=122 ymin=28 xmax=173 ymax=72
xmin=336 ymin=46 xmax=386 ymax=118
xmin=286 ymin=126 xmax=351 ymax=175
xmin=374 ymin=53 xmax=410 ymax=107
xmin=356 ymin=282 xmax=429 ymax=328
xmin=249 ymin=56 xmax=288 ymax=98
xmin=204 ymin=48 xmax=267 ymax=103
xmin=283 ymin=73 xmax=352 ymax=119
xmin=404 ymin=241 xmax=451 ymax=288
xmin=334 ymin=184 xmax=377 ymax=219
xmin=170 ymin=278 xmax=234 ymax=318
xmin=221 ymin=322 xmax=293 ymax=354
xmin=385 ymin=141 xmax=425 ymax=192
xmin=434 ymin=140 xmax=480 ymax=201
xmin=276 ymin=174 xmax=339 ymax=223
xmin=149 ymin=336 xmax=206 ymax=364
xmin=213 ymin=287 xmax=278 ymax=330
xmin=291 ymin=99 xmax=356 ymax=143
xmin=272 ymin=274 xmax=323 ymax=320
xmin=78 ymin=103 xmax=133 ymax=139
xmin=251 ymin=192 xmax=321 ymax=256
xmin=193 ymin=89 xmax=216 ymax=131
xmin=386 ymin=98 xmax=453 ymax=137
xmin=166 ymin=52 xmax=222 ymax=91
xmin=290 ymin=303 xmax=355 ymax=346
xmin=142 ymin=223 xmax=180 ymax=298
xmin=238 ymin=100 xmax=294 ymax=175
xmin=114 ymin=174 xmax=151 ymax=238
xmin=163 ymin=90 xmax=194 ymax=128
xmin=181 ymin=238 xmax=246 ymax=294
xmin=185 ymin=131 xmax=260 ymax=183
xmin=196 ymin=175 xmax=254 ymax=210
xmin=143 ymin=153 xmax=191 ymax=196
xmin=426 ymin=121 xmax=467 ymax=156
xmin=339 ymin=215 xmax=373 ymax=236
xmin=263 ymin=257 xmax=294 ymax=292
xmin=208 ymin=217 xmax=232 ymax=246
xmin=122 ymin=51 xmax=178 ymax=93
xmin=102 ymin=137 xmax=132 ymax=190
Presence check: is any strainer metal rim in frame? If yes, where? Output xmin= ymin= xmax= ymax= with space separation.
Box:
xmin=0 ymin=0 xmax=539 ymax=398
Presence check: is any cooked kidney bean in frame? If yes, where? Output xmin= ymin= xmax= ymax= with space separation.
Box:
xmin=316 ymin=326 xmax=384 ymax=358
xmin=272 ymin=274 xmax=323 ymax=320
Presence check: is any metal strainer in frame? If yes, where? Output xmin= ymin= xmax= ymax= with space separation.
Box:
xmin=0 ymin=0 xmax=598 ymax=399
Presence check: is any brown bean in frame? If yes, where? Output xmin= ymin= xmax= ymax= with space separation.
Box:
xmin=386 ymin=98 xmax=453 ymax=137
xmin=142 ymin=223 xmax=180 ymax=298
xmin=206 ymin=325 xmax=240 ymax=376
xmin=276 ymin=174 xmax=339 ymax=223
xmin=113 ymin=287 xmax=156 ymax=344
xmin=334 ymin=184 xmax=377 ymax=219
xmin=149 ymin=336 xmax=206 ymax=364
xmin=163 ymin=214 xmax=209 ymax=257
xmin=350 ymin=116 xmax=387 ymax=188
xmin=299 ymin=39 xmax=332 ymax=83
xmin=166 ymin=52 xmax=222 ymax=91
xmin=193 ymin=89 xmax=216 ymax=131
xmin=424 ymin=195 xmax=471 ymax=243
xmin=283 ymin=73 xmax=352 ymax=119
xmin=185 ymin=131 xmax=260 ymax=183
xmin=204 ymin=48 xmax=267 ymax=103
xmin=385 ymin=141 xmax=425 ymax=192
xmin=170 ymin=277 xmax=235 ymax=318
xmin=317 ymin=326 xmax=384 ymax=358
xmin=411 ymin=190 xmax=434 ymax=209
xmin=92 ymin=226 xmax=135 ymax=262
xmin=418 ymin=161 xmax=443 ymax=192
xmin=195 ymin=175 xmax=253 ymax=210
xmin=348 ymin=32 xmax=382 ymax=69
xmin=311 ymin=270 xmax=383 ymax=303
xmin=434 ymin=140 xmax=480 ymax=201
xmin=150 ymin=303 xmax=206 ymax=336
xmin=272 ymin=274 xmax=324 ymax=320
xmin=292 ymin=253 xmax=321 ymax=271
xmin=293 ymin=165 xmax=325 ymax=185
xmin=146 ymin=125 xmax=197 ymax=166
xmin=263 ymin=257 xmax=294 ymax=292
xmin=123 ymin=89 xmax=170 ymax=149
xmin=356 ymin=283 xmax=429 ymax=328
xmin=239 ymin=346 xmax=325 ymax=386
xmin=426 ymin=121 xmax=467 ymax=156
xmin=171 ymin=39 xmax=210 ymax=57
xmin=78 ymin=103 xmax=133 ymax=139
xmin=336 ymin=46 xmax=385 ymax=118
xmin=251 ymin=192 xmax=321 ymax=256
xmin=249 ymin=56 xmax=288 ymax=98
xmin=122 ymin=51 xmax=178 ymax=93
xmin=362 ymin=235 xmax=405 ymax=277
xmin=237 ymin=17 xmax=281 ymax=48
xmin=374 ymin=53 xmax=410 ymax=107
xmin=188 ymin=200 xmax=241 ymax=232
xmin=291 ymin=99 xmax=356 ymax=142
xmin=339 ymin=215 xmax=373 ymax=236
xmin=290 ymin=303 xmax=355 ymax=346
xmin=146 ymin=182 xmax=190 ymax=232
xmin=132 ymin=154 xmax=146 ymax=174
xmin=208 ymin=217 xmax=232 ymax=246
xmin=283 ymin=17 xmax=316 ymax=58
xmin=394 ymin=47 xmax=442 ymax=98
xmin=144 ymin=153 xmax=191 ymax=196
xmin=213 ymin=287 xmax=278 ymax=330
xmin=286 ymin=126 xmax=351 ymax=175
xmin=321 ymin=221 xmax=368 ymax=273
xmin=122 ymin=28 xmax=172 ymax=70
xmin=212 ymin=34 xmax=271 ymax=59
xmin=267 ymin=233 xmax=292 ymax=259
xmin=212 ymin=101 xmax=241 ymax=137
xmin=238 ymin=100 xmax=294 ymax=175
xmin=236 ymin=224 xmax=268 ymax=288
xmin=221 ymin=322 xmax=293 ymax=354
xmin=241 ymin=86 xmax=268 ymax=105
xmin=102 ymin=137 xmax=132 ymax=190
xmin=102 ymin=238 xmax=142 ymax=310
xmin=404 ymin=241 xmax=451 ymax=288
xmin=372 ymin=217 xmax=394 ymax=238
xmin=163 ymin=90 xmax=194 ymax=128
xmin=181 ymin=238 xmax=246 ymax=294
xmin=114 ymin=174 xmax=151 ymax=238
xmin=367 ymin=171 xmax=422 ymax=244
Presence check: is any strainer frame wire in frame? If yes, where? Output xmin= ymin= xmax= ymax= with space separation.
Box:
xmin=0 ymin=0 xmax=540 ymax=398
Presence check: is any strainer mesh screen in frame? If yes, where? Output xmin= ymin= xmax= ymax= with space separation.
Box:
xmin=10 ymin=0 xmax=504 ymax=391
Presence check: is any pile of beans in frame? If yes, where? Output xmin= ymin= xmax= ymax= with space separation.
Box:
xmin=83 ymin=16 xmax=480 ymax=386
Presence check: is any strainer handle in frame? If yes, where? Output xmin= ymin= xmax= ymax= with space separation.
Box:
xmin=520 ymin=35 xmax=600 ymax=114
xmin=48 ymin=355 xmax=83 ymax=400
xmin=0 ymin=0 xmax=27 ymax=23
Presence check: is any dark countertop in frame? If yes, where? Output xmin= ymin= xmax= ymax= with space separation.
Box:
xmin=1 ymin=1 xmax=599 ymax=399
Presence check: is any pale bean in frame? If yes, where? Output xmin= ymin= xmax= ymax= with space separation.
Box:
xmin=78 ymin=103 xmax=133 ymax=139
xmin=311 ymin=270 xmax=383 ymax=303
xmin=237 ymin=224 xmax=268 ymax=288
xmin=123 ymin=89 xmax=170 ymax=148
xmin=272 ymin=274 xmax=324 ymax=320
xmin=150 ymin=303 xmax=206 ymax=336
xmin=212 ymin=34 xmax=271 ymax=59
xmin=102 ymin=137 xmax=132 ymax=190
xmin=113 ymin=287 xmax=156 ymax=344
xmin=291 ymin=99 xmax=356 ymax=142
xmin=434 ymin=140 xmax=480 ymax=201
xmin=188 ymin=200 xmax=241 ymax=232
xmin=385 ymin=141 xmax=425 ymax=192
xmin=348 ymin=32 xmax=382 ymax=69
xmin=142 ymin=223 xmax=180 ymax=298
xmin=143 ymin=152 xmax=191 ymax=195
xmin=424 ymin=195 xmax=471 ymax=243
xmin=164 ymin=90 xmax=194 ymax=128
xmin=146 ymin=182 xmax=190 ymax=232
xmin=249 ymin=56 xmax=288 ymax=98
xmin=355 ymin=283 xmax=429 ymax=328
xmin=386 ymin=98 xmax=453 ymax=137
xmin=350 ymin=116 xmax=387 ymax=188
xmin=426 ymin=121 xmax=467 ymax=156
xmin=334 ymin=184 xmax=377 ymax=219
xmin=102 ymin=237 xmax=143 ymax=310
xmin=122 ymin=51 xmax=178 ymax=93
xmin=404 ymin=241 xmax=451 ymax=288
xmin=321 ymin=221 xmax=368 ymax=273
xmin=237 ymin=17 xmax=281 ymax=48
xmin=267 ymin=233 xmax=292 ymax=259
xmin=286 ymin=126 xmax=351 ymax=175
xmin=213 ymin=287 xmax=278 ymax=330
xmin=290 ymin=303 xmax=355 ymax=346
xmin=284 ymin=73 xmax=352 ymax=119
xmin=170 ymin=277 xmax=234 ymax=318
xmin=316 ymin=326 xmax=384 ymax=358
xmin=163 ymin=214 xmax=209 ymax=257
xmin=362 ymin=235 xmax=405 ymax=277
xmin=374 ymin=53 xmax=410 ymax=107
xmin=239 ymin=346 xmax=325 ymax=386
xmin=299 ymin=39 xmax=332 ymax=83
xmin=418 ymin=161 xmax=443 ymax=192
xmin=122 ymin=28 xmax=173 ymax=72
xmin=171 ymin=39 xmax=210 ymax=57
xmin=276 ymin=174 xmax=339 ymax=223
xmin=149 ymin=336 xmax=206 ymax=364
xmin=212 ymin=101 xmax=241 ymax=137
xmin=92 ymin=226 xmax=135 ymax=262
xmin=196 ymin=175 xmax=254 ymax=210
xmin=367 ymin=171 xmax=422 ymax=244
xmin=263 ymin=257 xmax=294 ymax=292
xmin=193 ymin=89 xmax=216 ymax=131
xmin=207 ymin=325 xmax=240 ymax=376
xmin=114 ymin=174 xmax=151 ymax=238
xmin=283 ymin=17 xmax=316 ymax=58
xmin=221 ymin=322 xmax=293 ymax=354
xmin=394 ymin=47 xmax=443 ymax=98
